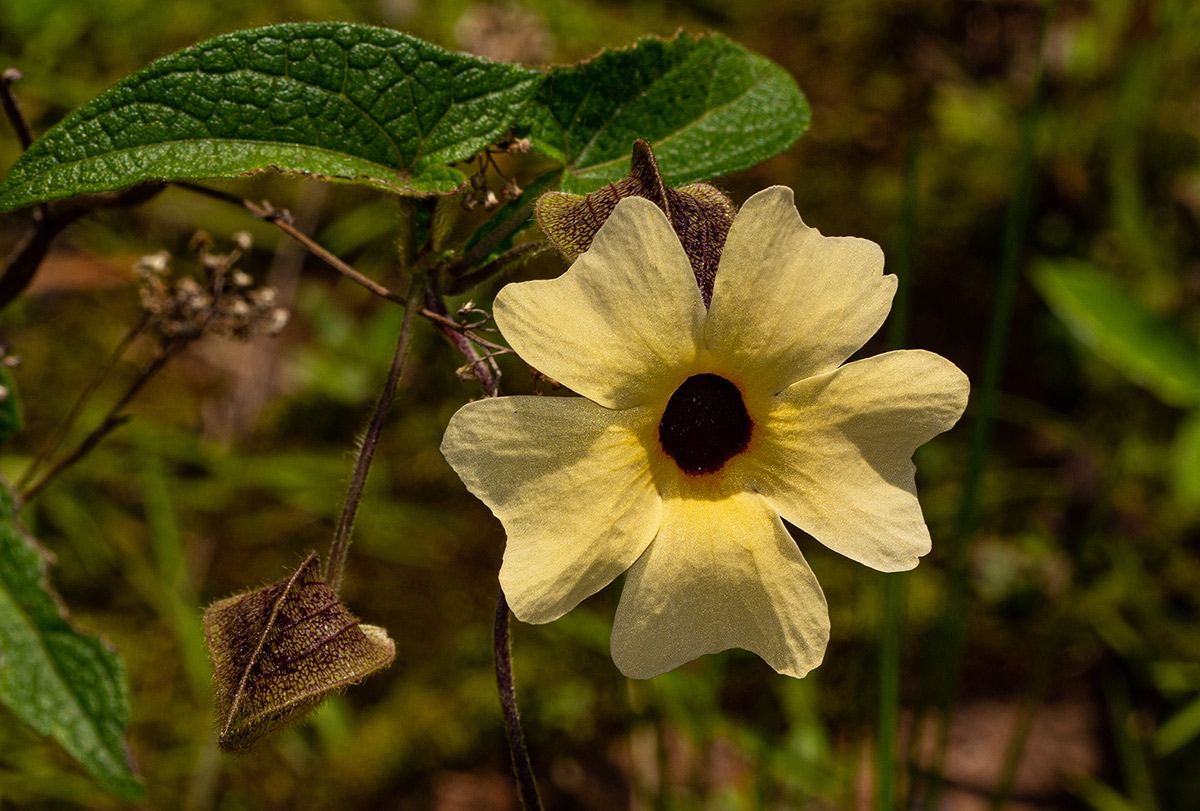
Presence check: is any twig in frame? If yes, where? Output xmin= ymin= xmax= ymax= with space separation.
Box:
xmin=494 ymin=592 xmax=544 ymax=811
xmin=22 ymin=343 xmax=179 ymax=502
xmin=324 ymin=280 xmax=422 ymax=592
xmin=1 ymin=68 xmax=34 ymax=149
xmin=418 ymin=308 xmax=511 ymax=356
xmin=426 ymin=291 xmax=499 ymax=396
xmin=173 ymin=182 xmax=405 ymax=306
xmin=17 ymin=314 xmax=150 ymax=490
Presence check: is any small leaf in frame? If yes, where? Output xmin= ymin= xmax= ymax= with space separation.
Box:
xmin=0 ymin=486 xmax=144 ymax=800
xmin=524 ymin=32 xmax=809 ymax=193
xmin=0 ymin=23 xmax=543 ymax=210
xmin=1033 ymin=259 xmax=1200 ymax=407
xmin=204 ymin=551 xmax=394 ymax=753
xmin=0 ymin=364 xmax=21 ymax=446
xmin=536 ymin=140 xmax=735 ymax=305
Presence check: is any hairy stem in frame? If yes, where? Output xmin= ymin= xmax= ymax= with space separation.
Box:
xmin=426 ymin=291 xmax=499 ymax=396
xmin=324 ymin=280 xmax=422 ymax=592
xmin=494 ymin=591 xmax=543 ymax=811
xmin=449 ymin=198 xmax=537 ymax=278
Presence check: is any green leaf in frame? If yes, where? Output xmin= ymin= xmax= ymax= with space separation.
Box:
xmin=0 ymin=365 xmax=21 ymax=446
xmin=0 ymin=487 xmax=143 ymax=800
xmin=0 ymin=22 xmax=543 ymax=210
xmin=524 ymin=32 xmax=809 ymax=193
xmin=1171 ymin=410 xmax=1200 ymax=513
xmin=1033 ymin=259 xmax=1200 ymax=407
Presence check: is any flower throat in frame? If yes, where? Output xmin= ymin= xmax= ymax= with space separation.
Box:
xmin=658 ymin=374 xmax=752 ymax=475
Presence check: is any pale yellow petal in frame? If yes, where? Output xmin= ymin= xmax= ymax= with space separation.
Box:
xmin=610 ymin=489 xmax=829 ymax=679
xmin=705 ymin=186 xmax=897 ymax=398
xmin=748 ymin=350 xmax=970 ymax=572
xmin=441 ymin=395 xmax=662 ymax=623
xmin=495 ymin=197 xmax=706 ymax=409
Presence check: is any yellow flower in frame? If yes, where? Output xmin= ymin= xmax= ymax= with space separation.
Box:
xmin=441 ymin=187 xmax=969 ymax=679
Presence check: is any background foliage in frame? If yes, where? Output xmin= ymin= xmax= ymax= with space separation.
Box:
xmin=2 ymin=0 xmax=1199 ymax=809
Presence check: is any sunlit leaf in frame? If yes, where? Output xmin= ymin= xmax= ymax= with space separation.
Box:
xmin=0 ymin=22 xmax=543 ymax=210
xmin=204 ymin=551 xmax=395 ymax=753
xmin=524 ymin=32 xmax=809 ymax=193
xmin=1033 ymin=260 xmax=1200 ymax=407
xmin=536 ymin=139 xmax=735 ymax=305
xmin=0 ymin=487 xmax=143 ymax=800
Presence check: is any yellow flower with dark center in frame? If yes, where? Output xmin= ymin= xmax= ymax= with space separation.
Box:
xmin=441 ymin=187 xmax=970 ymax=679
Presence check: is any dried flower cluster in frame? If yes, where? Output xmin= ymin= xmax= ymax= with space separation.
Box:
xmin=462 ymin=134 xmax=531 ymax=211
xmin=136 ymin=232 xmax=289 ymax=342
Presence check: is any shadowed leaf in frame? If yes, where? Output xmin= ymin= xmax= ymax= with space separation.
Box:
xmin=536 ymin=140 xmax=735 ymax=305
xmin=204 ymin=551 xmax=394 ymax=753
xmin=0 ymin=486 xmax=144 ymax=800
xmin=524 ymin=32 xmax=809 ymax=193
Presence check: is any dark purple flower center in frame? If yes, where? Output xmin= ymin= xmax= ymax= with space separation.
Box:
xmin=658 ymin=374 xmax=752 ymax=475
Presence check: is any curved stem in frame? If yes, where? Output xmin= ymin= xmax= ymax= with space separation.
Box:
xmin=18 ymin=314 xmax=149 ymax=491
xmin=324 ymin=279 xmax=422 ymax=592
xmin=21 ymin=339 xmax=180 ymax=502
xmin=494 ymin=591 xmax=543 ymax=811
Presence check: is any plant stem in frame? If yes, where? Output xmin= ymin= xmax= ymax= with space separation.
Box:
xmin=920 ymin=5 xmax=1055 ymax=807
xmin=494 ymin=591 xmax=543 ymax=811
xmin=324 ymin=279 xmax=422 ymax=592
xmin=450 ymin=198 xmax=537 ymax=277
xmin=426 ymin=291 xmax=499 ymax=396
xmin=877 ymin=129 xmax=921 ymax=811
xmin=22 ymin=341 xmax=180 ymax=502
xmin=1 ymin=68 xmax=35 ymax=149
xmin=174 ymin=182 xmax=405 ymax=305
xmin=18 ymin=315 xmax=149 ymax=491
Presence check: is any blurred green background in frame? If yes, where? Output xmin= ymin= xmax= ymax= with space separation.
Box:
xmin=2 ymin=0 xmax=1199 ymax=808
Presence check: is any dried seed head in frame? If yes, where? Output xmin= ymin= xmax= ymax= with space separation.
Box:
xmin=136 ymin=250 xmax=171 ymax=277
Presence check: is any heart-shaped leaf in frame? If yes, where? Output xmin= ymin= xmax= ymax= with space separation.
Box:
xmin=0 ymin=487 xmax=143 ymax=800
xmin=203 ymin=551 xmax=394 ymax=753
xmin=524 ymin=32 xmax=810 ymax=193
xmin=0 ymin=22 xmax=543 ymax=211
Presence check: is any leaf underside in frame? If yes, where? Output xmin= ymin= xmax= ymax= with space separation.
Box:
xmin=204 ymin=551 xmax=395 ymax=753
xmin=0 ymin=489 xmax=144 ymax=800
xmin=0 ymin=25 xmax=809 ymax=211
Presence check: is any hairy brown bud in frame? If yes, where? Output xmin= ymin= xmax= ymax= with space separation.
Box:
xmin=204 ymin=552 xmax=395 ymax=753
xmin=535 ymin=140 xmax=736 ymax=307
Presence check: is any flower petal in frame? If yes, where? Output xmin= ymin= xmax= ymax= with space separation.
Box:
xmin=610 ymin=489 xmax=829 ymax=679
xmin=495 ymin=196 xmax=707 ymax=409
xmin=749 ymin=350 xmax=970 ymax=572
xmin=441 ymin=395 xmax=662 ymax=623
xmin=706 ymin=186 xmax=897 ymax=397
